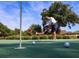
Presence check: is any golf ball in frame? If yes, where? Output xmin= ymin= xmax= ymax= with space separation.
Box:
xmin=64 ymin=42 xmax=70 ymax=48
xmin=32 ymin=41 xmax=36 ymax=44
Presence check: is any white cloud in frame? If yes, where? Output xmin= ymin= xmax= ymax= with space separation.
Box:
xmin=28 ymin=1 xmax=53 ymax=12
xmin=22 ymin=7 xmax=42 ymax=30
xmin=21 ymin=1 xmax=53 ymax=30
xmin=0 ymin=1 xmax=53 ymax=31
xmin=0 ymin=1 xmax=78 ymax=32
xmin=0 ymin=1 xmax=20 ymax=30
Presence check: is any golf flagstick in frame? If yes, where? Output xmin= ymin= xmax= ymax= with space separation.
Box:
xmin=15 ymin=1 xmax=25 ymax=49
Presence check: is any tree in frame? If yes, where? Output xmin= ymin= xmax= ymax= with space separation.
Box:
xmin=14 ymin=28 xmax=20 ymax=35
xmin=41 ymin=2 xmax=79 ymax=29
xmin=31 ymin=24 xmax=42 ymax=34
xmin=0 ymin=22 xmax=12 ymax=36
xmin=24 ymin=27 xmax=32 ymax=36
xmin=23 ymin=24 xmax=42 ymax=35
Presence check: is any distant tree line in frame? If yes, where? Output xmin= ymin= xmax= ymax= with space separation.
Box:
xmin=0 ymin=22 xmax=42 ymax=37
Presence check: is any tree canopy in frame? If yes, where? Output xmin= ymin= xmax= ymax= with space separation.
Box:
xmin=41 ymin=2 xmax=79 ymax=29
xmin=0 ymin=22 xmax=12 ymax=36
xmin=31 ymin=24 xmax=42 ymax=34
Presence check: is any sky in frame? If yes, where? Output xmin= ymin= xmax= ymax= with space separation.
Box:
xmin=0 ymin=1 xmax=79 ymax=32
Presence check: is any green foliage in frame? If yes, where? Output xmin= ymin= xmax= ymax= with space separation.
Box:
xmin=57 ymin=35 xmax=71 ymax=39
xmin=31 ymin=24 xmax=42 ymax=34
xmin=14 ymin=28 xmax=20 ymax=35
xmin=32 ymin=35 xmax=38 ymax=39
xmin=41 ymin=2 xmax=79 ymax=28
xmin=24 ymin=31 xmax=32 ymax=36
xmin=69 ymin=35 xmax=77 ymax=39
xmin=56 ymin=35 xmax=78 ymax=39
xmin=56 ymin=35 xmax=63 ymax=39
xmin=63 ymin=36 xmax=70 ymax=39
xmin=0 ymin=35 xmax=79 ymax=40
xmin=39 ymin=35 xmax=48 ymax=39
xmin=0 ymin=22 xmax=12 ymax=36
xmin=4 ymin=36 xmax=19 ymax=40
xmin=22 ymin=36 xmax=32 ymax=40
xmin=48 ymin=35 xmax=52 ymax=39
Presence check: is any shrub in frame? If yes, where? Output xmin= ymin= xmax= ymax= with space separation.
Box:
xmin=5 ymin=35 xmax=19 ymax=40
xmin=0 ymin=37 xmax=5 ymax=39
xmin=57 ymin=35 xmax=63 ymax=39
xmin=69 ymin=35 xmax=77 ymax=39
xmin=32 ymin=35 xmax=38 ymax=39
xmin=39 ymin=35 xmax=48 ymax=39
xmin=63 ymin=36 xmax=70 ymax=39
xmin=22 ymin=36 xmax=32 ymax=40
xmin=48 ymin=35 xmax=52 ymax=39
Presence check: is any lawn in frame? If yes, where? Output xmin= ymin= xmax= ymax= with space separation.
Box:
xmin=0 ymin=39 xmax=79 ymax=58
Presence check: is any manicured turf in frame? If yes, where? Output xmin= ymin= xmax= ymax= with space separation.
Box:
xmin=0 ymin=39 xmax=79 ymax=58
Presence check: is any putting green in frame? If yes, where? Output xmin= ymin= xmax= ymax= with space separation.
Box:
xmin=0 ymin=39 xmax=79 ymax=58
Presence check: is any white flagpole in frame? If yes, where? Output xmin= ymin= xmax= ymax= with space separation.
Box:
xmin=15 ymin=1 xmax=25 ymax=49
xmin=19 ymin=1 xmax=22 ymax=48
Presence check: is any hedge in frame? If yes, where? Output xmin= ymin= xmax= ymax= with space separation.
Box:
xmin=0 ymin=35 xmax=79 ymax=40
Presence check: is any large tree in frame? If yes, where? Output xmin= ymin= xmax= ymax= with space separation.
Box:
xmin=0 ymin=22 xmax=12 ymax=36
xmin=41 ymin=2 xmax=79 ymax=29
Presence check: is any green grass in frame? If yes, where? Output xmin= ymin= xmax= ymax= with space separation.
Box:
xmin=0 ymin=39 xmax=79 ymax=58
